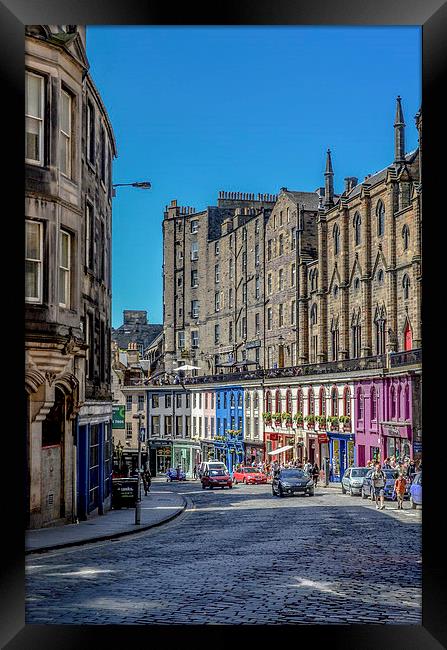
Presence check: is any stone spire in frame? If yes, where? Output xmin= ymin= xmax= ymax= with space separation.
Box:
xmin=394 ymin=95 xmax=406 ymax=163
xmin=324 ymin=149 xmax=334 ymax=208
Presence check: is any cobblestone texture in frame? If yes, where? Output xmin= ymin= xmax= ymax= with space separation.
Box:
xmin=25 ymin=483 xmax=421 ymax=625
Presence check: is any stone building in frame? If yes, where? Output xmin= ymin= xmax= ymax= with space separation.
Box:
xmin=25 ymin=25 xmax=116 ymax=528
xmin=112 ymin=310 xmax=162 ymax=357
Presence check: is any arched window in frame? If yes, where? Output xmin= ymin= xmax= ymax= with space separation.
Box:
xmin=403 ymin=274 xmax=410 ymax=300
xmin=404 ymin=385 xmax=410 ymax=420
xmin=377 ymin=269 xmax=384 ymax=284
xmin=297 ymin=388 xmax=303 ymax=414
xmin=357 ymin=387 xmax=364 ymax=420
xmin=279 ymin=234 xmax=284 ymax=255
xmin=238 ymin=392 xmax=242 ymax=407
xmin=371 ymin=386 xmax=377 ymax=420
xmin=230 ymin=392 xmax=235 ymax=408
xmin=390 ymin=386 xmax=396 ymax=419
xmin=319 ymin=387 xmax=326 ymax=416
xmin=333 ymin=223 xmax=340 ymax=255
xmin=308 ymin=388 xmax=315 ymax=415
xmin=331 ymin=387 xmax=338 ymax=416
xmin=377 ymin=200 xmax=385 ymax=236
xmin=310 ymin=304 xmax=318 ymax=325
xmin=354 ymin=277 xmax=360 ymax=290
xmin=286 ymin=389 xmax=292 ymax=413
xmin=402 ymin=224 xmax=410 ymax=250
xmin=343 ymin=387 xmax=351 ymax=417
xmin=265 ymin=390 xmax=272 ymax=412
xmin=253 ymin=392 xmax=259 ymax=410
xmin=275 ymin=389 xmax=282 ymax=413
xmin=354 ymin=212 xmax=361 ymax=246
xmin=374 ymin=307 xmax=387 ymax=355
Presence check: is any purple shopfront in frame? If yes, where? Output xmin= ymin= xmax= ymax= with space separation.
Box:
xmin=354 ymin=376 xmax=415 ymax=465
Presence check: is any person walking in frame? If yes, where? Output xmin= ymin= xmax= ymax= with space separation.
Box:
xmin=393 ymin=473 xmax=407 ymax=510
xmin=142 ymin=468 xmax=151 ymax=496
xmin=312 ymin=462 xmax=320 ymax=488
xmin=193 ymin=464 xmax=197 ymax=480
xmin=371 ymin=462 xmax=387 ymax=510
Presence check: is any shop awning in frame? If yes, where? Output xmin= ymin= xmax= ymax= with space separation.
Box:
xmin=268 ymin=445 xmax=294 ymax=456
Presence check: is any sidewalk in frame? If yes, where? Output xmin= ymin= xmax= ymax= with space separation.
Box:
xmin=25 ymin=485 xmax=186 ymax=554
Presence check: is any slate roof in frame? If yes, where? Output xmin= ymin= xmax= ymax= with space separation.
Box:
xmin=283 ymin=191 xmax=320 ymax=210
xmin=346 ymin=149 xmax=419 ymax=199
xmin=111 ymin=323 xmax=163 ymax=351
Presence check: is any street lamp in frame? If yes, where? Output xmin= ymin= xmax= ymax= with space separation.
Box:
xmin=132 ymin=411 xmax=146 ymax=525
xmin=112 ymin=181 xmax=152 ymax=197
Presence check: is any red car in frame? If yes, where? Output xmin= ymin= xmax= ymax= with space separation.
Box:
xmin=201 ymin=468 xmax=233 ymax=489
xmin=233 ymin=467 xmax=267 ymax=485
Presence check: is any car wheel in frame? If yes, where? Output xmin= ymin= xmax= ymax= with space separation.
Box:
xmin=272 ymin=486 xmax=276 ymax=496
xmin=228 ymin=484 xmax=232 ymax=489
xmin=221 ymin=486 xmax=225 ymax=489
xmin=411 ymin=496 xmax=417 ymax=510
xmin=348 ymin=486 xmax=353 ymax=496
xmin=341 ymin=484 xmax=346 ymax=494
xmin=234 ymin=478 xmax=238 ymax=484
xmin=243 ymin=479 xmax=246 ymax=484
xmin=209 ymin=485 xmax=214 ymax=490
xmin=361 ymin=488 xmax=367 ymax=499
xmin=308 ymin=489 xmax=314 ymax=497
xmin=278 ymin=485 xmax=284 ymax=498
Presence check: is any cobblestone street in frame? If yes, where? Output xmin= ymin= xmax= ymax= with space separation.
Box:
xmin=25 ymin=481 xmax=421 ymax=625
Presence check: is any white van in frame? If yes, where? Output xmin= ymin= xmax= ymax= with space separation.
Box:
xmin=198 ymin=461 xmax=228 ymax=479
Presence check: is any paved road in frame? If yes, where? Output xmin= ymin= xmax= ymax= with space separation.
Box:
xmin=25 ymin=482 xmax=421 ymax=625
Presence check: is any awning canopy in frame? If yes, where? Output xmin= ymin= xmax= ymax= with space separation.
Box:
xmin=268 ymin=445 xmax=294 ymax=456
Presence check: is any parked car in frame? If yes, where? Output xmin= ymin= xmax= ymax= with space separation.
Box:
xmin=198 ymin=461 xmax=228 ymax=479
xmin=272 ymin=468 xmax=315 ymax=498
xmin=341 ymin=467 xmax=370 ymax=495
xmin=233 ymin=466 xmax=267 ymax=485
xmin=409 ymin=471 xmax=422 ymax=509
xmin=201 ymin=467 xmax=233 ymax=489
xmin=166 ymin=467 xmax=186 ymax=482
xmin=361 ymin=468 xmax=409 ymax=500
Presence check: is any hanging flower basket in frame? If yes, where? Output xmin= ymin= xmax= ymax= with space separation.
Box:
xmin=262 ymin=412 xmax=272 ymax=425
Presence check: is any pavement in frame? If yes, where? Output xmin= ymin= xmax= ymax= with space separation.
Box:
xmin=25 ymin=479 xmax=186 ymax=554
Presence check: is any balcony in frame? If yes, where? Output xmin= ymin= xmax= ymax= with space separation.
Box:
xmin=389 ymin=348 xmax=422 ymax=368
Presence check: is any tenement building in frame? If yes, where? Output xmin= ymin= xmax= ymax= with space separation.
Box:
xmin=158 ymin=97 xmax=421 ymax=474
xmin=25 ymin=25 xmax=116 ymax=527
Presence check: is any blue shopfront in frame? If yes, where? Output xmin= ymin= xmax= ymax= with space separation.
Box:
xmin=215 ymin=385 xmax=245 ymax=474
xmin=328 ymin=431 xmax=356 ymax=482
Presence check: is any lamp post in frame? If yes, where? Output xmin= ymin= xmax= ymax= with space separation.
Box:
xmin=132 ymin=411 xmax=145 ymax=524
xmin=112 ymin=181 xmax=151 ymax=198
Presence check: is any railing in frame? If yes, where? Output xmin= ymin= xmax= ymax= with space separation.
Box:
xmin=389 ymin=348 xmax=422 ymax=368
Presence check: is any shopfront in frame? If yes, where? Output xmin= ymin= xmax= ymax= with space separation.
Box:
xmin=245 ymin=442 xmax=264 ymax=464
xmin=381 ymin=424 xmax=412 ymax=462
xmin=172 ymin=441 xmax=201 ymax=479
xmin=328 ymin=432 xmax=355 ymax=482
xmin=149 ymin=441 xmax=172 ymax=477
xmin=226 ymin=440 xmax=244 ymax=473
xmin=265 ymin=432 xmax=294 ymax=464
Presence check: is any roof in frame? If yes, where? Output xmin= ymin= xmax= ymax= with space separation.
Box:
xmin=112 ymin=323 xmax=163 ymax=351
xmin=346 ymin=149 xmax=419 ymax=199
xmin=283 ymin=191 xmax=320 ymax=211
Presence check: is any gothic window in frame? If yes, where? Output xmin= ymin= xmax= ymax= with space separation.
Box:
xmin=403 ymin=274 xmax=410 ymax=300
xmin=310 ymin=304 xmax=317 ymax=326
xmin=354 ymin=212 xmax=361 ymax=246
xmin=279 ymin=234 xmax=284 ymax=255
xmin=351 ymin=311 xmax=361 ymax=358
xmin=308 ymin=388 xmax=315 ymax=415
xmin=328 ymin=386 xmax=336 ymax=416
xmin=354 ymin=277 xmax=360 ymax=291
xmin=331 ymin=319 xmax=339 ymax=361
xmin=377 ymin=269 xmax=384 ymax=284
xmin=343 ymin=387 xmax=351 ymax=417
xmin=319 ymin=387 xmax=326 ymax=416
xmin=286 ymin=389 xmax=292 ymax=413
xmin=297 ymin=388 xmax=303 ymax=414
xmin=374 ymin=307 xmax=386 ymax=355
xmin=333 ymin=223 xmax=340 ymax=255
xmin=265 ymin=390 xmax=272 ymax=412
xmin=402 ymin=224 xmax=410 ymax=250
xmin=376 ymin=200 xmax=385 ymax=237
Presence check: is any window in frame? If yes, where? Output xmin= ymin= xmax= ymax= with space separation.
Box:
xmin=176 ymin=393 xmax=182 ymax=408
xmin=245 ymin=392 xmax=251 ymax=409
xmin=291 ymin=300 xmax=296 ymax=326
xmin=215 ymin=241 xmax=220 ymax=255
xmin=99 ymin=221 xmax=105 ymax=281
xmin=138 ymin=395 xmax=145 ymax=411
xmin=152 ymin=394 xmax=159 ymax=408
xmin=126 ymin=395 xmax=133 ymax=411
xmin=377 ymin=200 xmax=385 ymax=236
xmin=291 ymin=263 xmax=296 ymax=287
xmin=374 ymin=309 xmax=386 ymax=355
xmin=87 ymin=100 xmax=95 ymax=163
xmin=126 ymin=422 xmax=132 ymax=439
xmin=333 ymin=223 xmax=340 ymax=255
xmin=351 ymin=313 xmax=361 ymax=359
xmin=255 ymin=312 xmax=260 ymax=335
xmin=331 ymin=387 xmax=338 ymax=416
xmin=390 ymin=386 xmax=397 ymax=419
xmin=25 ymin=71 xmax=44 ymax=165
xmin=279 ymin=211 xmax=283 ymax=226
xmin=255 ymin=276 xmax=260 ymax=299
xmin=242 ymin=284 xmax=247 ymax=304
xmin=354 ymin=212 xmax=361 ymax=246
xmin=267 ymin=307 xmax=273 ymax=330
xmin=357 ymin=387 xmax=364 ymax=420
xmin=230 ymin=392 xmax=235 ymax=408
xmin=176 ymin=416 xmax=183 ymax=436
xmin=186 ymin=393 xmax=190 ymax=408
xmin=25 ymin=220 xmax=43 ymax=303
xmin=371 ymin=387 xmax=377 ymax=420
xmin=229 ymin=321 xmax=233 ymax=342
xmin=85 ymin=202 xmax=94 ymax=269
xmin=267 ymin=239 xmax=272 ymax=261
xmin=165 ymin=394 xmax=172 ymax=408
xmin=215 ymin=264 xmax=220 ymax=283
xmin=255 ymin=244 xmax=260 ymax=266
xmin=278 ymin=304 xmax=284 ymax=327
xmin=278 ymin=269 xmax=284 ymax=291
xmin=403 ymin=274 xmax=410 ymax=300
xmin=191 ymin=241 xmax=198 ymax=260
xmin=215 ymin=292 xmax=220 ymax=312
xmin=291 ymin=227 xmax=296 ymax=250
xmin=404 ymin=385 xmax=410 ymax=420
xmin=210 ymin=418 xmax=214 ymax=437
xmin=333 ymin=285 xmax=339 ymax=298
xmin=279 ymin=234 xmax=284 ymax=255
xmin=297 ymin=389 xmax=303 ymax=414
xmin=191 ymin=300 xmax=199 ymax=319
xmin=310 ymin=304 xmax=317 ymax=325
xmin=354 ymin=277 xmax=360 ymax=291
xmin=275 ymin=390 xmax=282 ymax=413
xmin=191 ymin=220 xmax=198 ymax=234
xmin=267 ymin=273 xmax=272 ymax=295
xmin=191 ymin=330 xmax=199 ymax=348
xmin=191 ymin=269 xmax=198 ymax=287
xmin=242 ymin=316 xmax=247 ymax=338
xmin=178 ymin=331 xmax=185 ymax=349
xmin=60 ymin=89 xmax=72 ymax=177
xmin=59 ymin=230 xmax=71 ymax=308
xmin=242 ymin=251 xmax=247 ymax=271
xmin=343 ymin=387 xmax=351 ymax=417
xmin=308 ymin=389 xmax=315 ymax=415
xmin=402 ymin=224 xmax=410 ymax=250
xmin=214 ymin=324 xmax=220 ymax=345
xmin=165 ymin=415 xmax=172 ymax=436
xmin=229 ymin=258 xmax=233 ymax=279
xmin=86 ymin=312 xmax=94 ymax=379
xmin=377 ymin=269 xmax=384 ymax=284
xmin=286 ymin=389 xmax=292 ymax=413
xmin=331 ymin=322 xmax=339 ymax=360
xmin=255 ymin=219 xmax=259 ymax=235
xmin=238 ymin=392 xmax=242 ymax=408
xmin=319 ymin=388 xmax=326 ymax=416
xmin=228 ymin=288 xmax=233 ymax=308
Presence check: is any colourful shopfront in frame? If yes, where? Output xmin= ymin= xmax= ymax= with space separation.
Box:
xmin=328 ymin=431 xmax=355 ymax=482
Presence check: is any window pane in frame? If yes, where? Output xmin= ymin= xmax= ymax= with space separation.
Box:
xmin=26 ymin=117 xmax=40 ymax=161
xmin=25 ymin=260 xmax=39 ymax=299
xmin=59 ymin=268 xmax=67 ymax=304
xmin=26 ymin=74 xmax=42 ymax=118
xmin=60 ymin=135 xmax=69 ymax=176
xmin=26 ymin=221 xmax=40 ymax=259
xmin=60 ymin=231 xmax=69 ymax=268
xmin=61 ymin=92 xmax=70 ymax=134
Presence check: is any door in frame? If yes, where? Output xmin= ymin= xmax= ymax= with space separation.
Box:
xmin=357 ymin=444 xmax=365 ymax=467
xmin=404 ymin=322 xmax=412 ymax=351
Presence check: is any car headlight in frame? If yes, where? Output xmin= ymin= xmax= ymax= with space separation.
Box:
xmin=307 ymin=480 xmax=314 ymax=486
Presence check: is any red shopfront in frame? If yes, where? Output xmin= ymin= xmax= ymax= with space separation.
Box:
xmin=265 ymin=431 xmax=294 ymax=463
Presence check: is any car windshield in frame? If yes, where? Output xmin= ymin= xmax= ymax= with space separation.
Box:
xmin=210 ymin=465 xmax=225 ymax=471
xmin=244 ymin=468 xmax=258 ymax=473
xmin=280 ymin=470 xmax=306 ymax=479
xmin=351 ymin=469 xmax=369 ymax=477
xmin=209 ymin=470 xmax=226 ymax=476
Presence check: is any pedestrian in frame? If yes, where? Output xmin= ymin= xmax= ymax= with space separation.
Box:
xmin=193 ymin=464 xmax=197 ymax=480
xmin=142 ymin=468 xmax=151 ymax=495
xmin=312 ymin=462 xmax=320 ymax=488
xmin=393 ymin=473 xmax=407 ymax=510
xmin=383 ymin=457 xmax=390 ymax=469
xmin=304 ymin=460 xmax=313 ymax=475
xmin=371 ymin=462 xmax=387 ymax=510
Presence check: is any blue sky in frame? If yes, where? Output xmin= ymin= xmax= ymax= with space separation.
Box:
xmin=86 ymin=26 xmax=421 ymax=329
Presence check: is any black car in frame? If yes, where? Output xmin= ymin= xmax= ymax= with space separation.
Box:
xmin=272 ymin=468 xmax=315 ymax=498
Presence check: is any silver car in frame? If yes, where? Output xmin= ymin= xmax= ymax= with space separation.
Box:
xmin=341 ymin=467 xmax=370 ymax=495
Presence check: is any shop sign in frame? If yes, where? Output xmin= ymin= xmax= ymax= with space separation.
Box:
xmin=318 ymin=433 xmax=329 ymax=443
xmin=269 ymin=433 xmax=279 ymax=441
xmin=413 ymin=442 xmax=422 ymax=453
xmin=245 ymin=339 xmax=261 ymax=349
xmin=112 ymin=405 xmax=125 ymax=429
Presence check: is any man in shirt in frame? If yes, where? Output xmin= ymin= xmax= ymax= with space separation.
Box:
xmin=371 ymin=462 xmax=387 ymax=510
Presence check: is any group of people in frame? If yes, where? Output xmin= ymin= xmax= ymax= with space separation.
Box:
xmin=366 ymin=456 xmax=421 ymax=479
xmin=368 ymin=459 xmax=421 ymax=511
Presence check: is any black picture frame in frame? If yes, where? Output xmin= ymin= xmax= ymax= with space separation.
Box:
xmin=1 ymin=0 xmax=445 ymax=647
